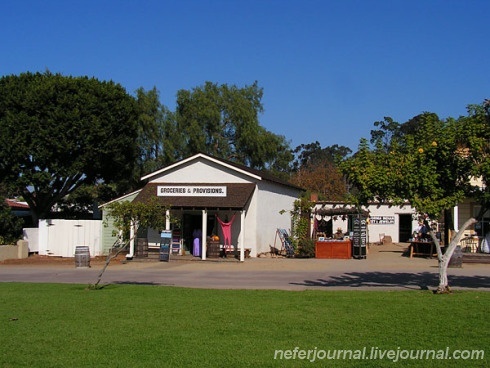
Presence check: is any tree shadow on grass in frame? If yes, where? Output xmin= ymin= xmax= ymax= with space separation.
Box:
xmin=291 ymin=272 xmax=490 ymax=290
xmin=113 ymin=281 xmax=161 ymax=286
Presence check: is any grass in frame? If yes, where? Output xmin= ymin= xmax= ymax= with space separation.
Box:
xmin=0 ymin=283 xmax=488 ymax=367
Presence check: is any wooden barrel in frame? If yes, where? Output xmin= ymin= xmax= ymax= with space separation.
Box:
xmin=207 ymin=241 xmax=220 ymax=258
xmin=136 ymin=238 xmax=149 ymax=258
xmin=74 ymin=246 xmax=91 ymax=268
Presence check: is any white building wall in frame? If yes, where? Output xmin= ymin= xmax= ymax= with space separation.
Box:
xmin=457 ymin=200 xmax=473 ymax=232
xmin=243 ymin=190 xmax=258 ymax=255
xmin=364 ymin=205 xmax=417 ymax=243
xmin=255 ymin=181 xmax=299 ymax=255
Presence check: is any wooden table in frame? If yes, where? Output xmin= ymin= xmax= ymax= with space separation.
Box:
xmin=315 ymin=240 xmax=352 ymax=259
xmin=409 ymin=240 xmax=437 ymax=258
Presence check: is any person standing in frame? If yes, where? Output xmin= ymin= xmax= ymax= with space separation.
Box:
xmin=192 ymin=229 xmax=202 ymax=257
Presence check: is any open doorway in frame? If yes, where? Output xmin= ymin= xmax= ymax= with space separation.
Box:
xmin=182 ymin=213 xmax=216 ymax=255
xmin=399 ymin=214 xmax=412 ymax=243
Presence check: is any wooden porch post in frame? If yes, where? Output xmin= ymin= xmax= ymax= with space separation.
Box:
xmin=239 ymin=210 xmax=245 ymax=262
xmin=127 ymin=221 xmax=135 ymax=259
xmin=202 ymin=209 xmax=207 ymax=260
xmin=165 ymin=209 xmax=170 ymax=230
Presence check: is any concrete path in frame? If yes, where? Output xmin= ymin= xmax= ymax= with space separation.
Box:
xmin=1 ymin=244 xmax=489 ymax=291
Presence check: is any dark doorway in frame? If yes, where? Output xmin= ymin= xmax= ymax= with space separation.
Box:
xmin=182 ymin=213 xmax=216 ymax=255
xmin=183 ymin=214 xmax=200 ymax=255
xmin=316 ymin=218 xmax=333 ymax=238
xmin=399 ymin=214 xmax=412 ymax=242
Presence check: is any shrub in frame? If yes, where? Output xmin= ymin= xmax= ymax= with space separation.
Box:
xmin=0 ymin=199 xmax=24 ymax=244
xmin=296 ymin=238 xmax=316 ymax=258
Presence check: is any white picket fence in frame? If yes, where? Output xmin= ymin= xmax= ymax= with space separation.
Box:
xmin=23 ymin=227 xmax=39 ymax=253
xmin=34 ymin=219 xmax=103 ymax=258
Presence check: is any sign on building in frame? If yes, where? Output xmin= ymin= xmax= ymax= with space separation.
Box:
xmin=369 ymin=216 xmax=395 ymax=225
xmin=157 ymin=186 xmax=227 ymax=197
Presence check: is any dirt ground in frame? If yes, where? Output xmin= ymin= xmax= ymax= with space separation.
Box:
xmin=1 ymin=244 xmax=402 ymax=267
xmin=0 ymin=253 xmax=127 ymax=266
xmin=1 ymin=244 xmax=489 ymax=291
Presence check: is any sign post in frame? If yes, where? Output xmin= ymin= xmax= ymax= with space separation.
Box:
xmin=352 ymin=214 xmax=367 ymax=259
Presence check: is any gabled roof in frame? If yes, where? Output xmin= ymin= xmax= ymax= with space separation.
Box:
xmin=101 ymin=154 xmax=302 ymax=210
xmin=141 ymin=153 xmax=304 ymax=191
xmin=98 ymin=189 xmax=142 ymax=208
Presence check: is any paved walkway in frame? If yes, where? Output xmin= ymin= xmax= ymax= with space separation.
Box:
xmin=1 ymin=244 xmax=489 ymax=291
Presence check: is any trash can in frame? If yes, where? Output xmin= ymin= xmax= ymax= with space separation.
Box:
xmin=75 ymin=246 xmax=91 ymax=268
xmin=448 ymin=245 xmax=462 ymax=268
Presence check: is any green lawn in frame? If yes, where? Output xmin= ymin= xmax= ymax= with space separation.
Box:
xmin=1 ymin=283 xmax=488 ymax=367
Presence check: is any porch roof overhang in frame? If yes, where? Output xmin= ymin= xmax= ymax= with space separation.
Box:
xmin=314 ymin=207 xmax=370 ymax=217
xmin=133 ymin=183 xmax=256 ymax=210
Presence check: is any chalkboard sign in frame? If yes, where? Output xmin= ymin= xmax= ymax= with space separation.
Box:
xmin=352 ymin=214 xmax=367 ymax=259
xmin=159 ymin=230 xmax=172 ymax=262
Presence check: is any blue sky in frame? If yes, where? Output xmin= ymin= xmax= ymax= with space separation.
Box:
xmin=2 ymin=0 xmax=489 ymax=150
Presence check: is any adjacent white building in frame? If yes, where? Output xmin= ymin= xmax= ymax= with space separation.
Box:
xmin=312 ymin=201 xmax=418 ymax=244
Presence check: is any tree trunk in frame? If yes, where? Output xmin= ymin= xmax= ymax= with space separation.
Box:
xmin=91 ymin=238 xmax=131 ymax=289
xmin=437 ymin=258 xmax=450 ymax=294
xmin=433 ymin=217 xmax=477 ymax=294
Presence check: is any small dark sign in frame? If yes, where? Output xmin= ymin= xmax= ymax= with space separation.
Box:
xmin=159 ymin=230 xmax=172 ymax=262
xmin=352 ymin=214 xmax=367 ymax=259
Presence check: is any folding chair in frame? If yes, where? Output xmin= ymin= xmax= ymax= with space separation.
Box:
xmin=275 ymin=228 xmax=295 ymax=258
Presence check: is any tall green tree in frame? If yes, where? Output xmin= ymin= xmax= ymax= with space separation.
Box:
xmin=175 ymin=81 xmax=292 ymax=173
xmin=292 ymin=142 xmax=351 ymax=171
xmin=290 ymin=142 xmax=351 ymax=200
xmin=342 ymin=104 xmax=490 ymax=293
xmin=135 ymin=87 xmax=179 ymax=177
xmin=0 ymin=71 xmax=139 ymax=225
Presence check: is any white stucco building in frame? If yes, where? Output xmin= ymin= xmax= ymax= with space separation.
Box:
xmin=121 ymin=153 xmax=303 ymax=260
xmin=312 ymin=201 xmax=419 ymax=244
